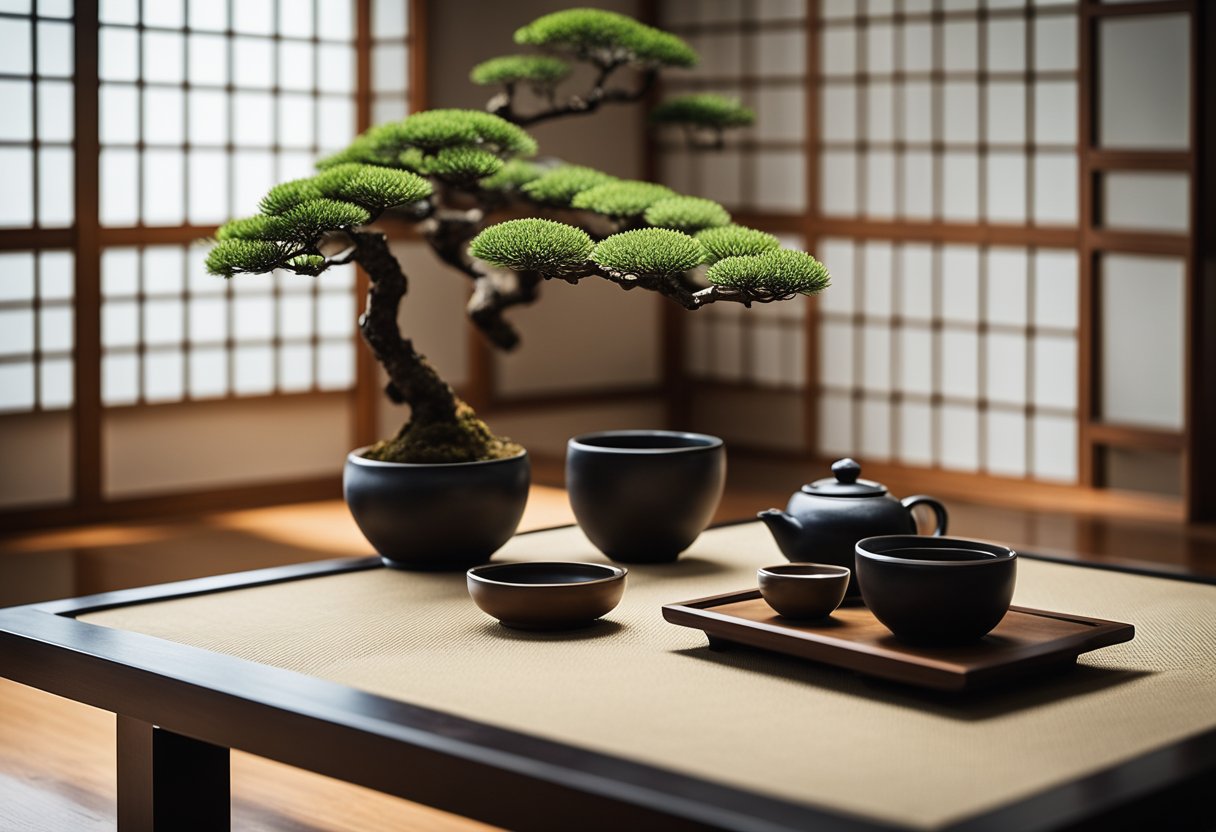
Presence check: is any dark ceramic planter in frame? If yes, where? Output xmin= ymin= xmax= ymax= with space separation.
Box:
xmin=566 ymin=430 xmax=725 ymax=564
xmin=855 ymin=535 xmax=1017 ymax=644
xmin=344 ymin=447 xmax=530 ymax=571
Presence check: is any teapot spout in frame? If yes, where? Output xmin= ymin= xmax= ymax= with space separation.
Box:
xmin=757 ymin=508 xmax=803 ymax=552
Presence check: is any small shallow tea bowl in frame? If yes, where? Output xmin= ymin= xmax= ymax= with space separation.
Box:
xmin=466 ymin=562 xmax=627 ymax=631
xmin=855 ymin=535 xmax=1017 ymax=644
xmin=757 ymin=563 xmax=851 ymax=620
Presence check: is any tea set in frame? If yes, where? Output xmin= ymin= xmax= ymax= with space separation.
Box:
xmin=465 ymin=430 xmax=1019 ymax=647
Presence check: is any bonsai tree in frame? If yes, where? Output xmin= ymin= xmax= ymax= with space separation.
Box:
xmin=205 ymin=9 xmax=830 ymax=465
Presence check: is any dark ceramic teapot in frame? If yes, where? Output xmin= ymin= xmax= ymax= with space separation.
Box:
xmin=757 ymin=458 xmax=947 ymax=596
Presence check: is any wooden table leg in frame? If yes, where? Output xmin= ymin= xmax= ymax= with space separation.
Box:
xmin=117 ymin=716 xmax=230 ymax=831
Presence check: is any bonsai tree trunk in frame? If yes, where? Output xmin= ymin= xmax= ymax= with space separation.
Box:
xmin=351 ymin=230 xmax=521 ymax=463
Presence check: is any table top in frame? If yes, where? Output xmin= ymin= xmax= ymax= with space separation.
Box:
xmin=59 ymin=521 xmax=1216 ymax=832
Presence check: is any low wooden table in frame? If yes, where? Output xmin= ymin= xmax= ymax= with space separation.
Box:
xmin=1 ymin=521 xmax=1213 ymax=831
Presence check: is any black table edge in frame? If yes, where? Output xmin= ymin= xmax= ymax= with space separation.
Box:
xmin=1 ymin=520 xmax=1213 ymax=832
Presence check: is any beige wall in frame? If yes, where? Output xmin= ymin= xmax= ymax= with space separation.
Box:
xmin=103 ymin=397 xmax=351 ymax=499
xmin=0 ymin=412 xmax=73 ymax=509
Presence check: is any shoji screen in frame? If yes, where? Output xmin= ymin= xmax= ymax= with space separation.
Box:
xmin=0 ymin=0 xmax=419 ymax=524
xmin=96 ymin=0 xmax=363 ymax=406
xmin=815 ymin=0 xmax=1086 ymax=483
xmin=0 ymin=1 xmax=75 ymax=508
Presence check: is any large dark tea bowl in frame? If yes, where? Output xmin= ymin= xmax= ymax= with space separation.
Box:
xmin=566 ymin=430 xmax=725 ymax=564
xmin=855 ymin=535 xmax=1017 ymax=644
xmin=466 ymin=562 xmax=627 ymax=630
xmin=344 ymin=448 xmax=529 ymax=571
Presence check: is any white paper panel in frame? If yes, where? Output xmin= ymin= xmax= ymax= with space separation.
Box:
xmin=986 ymin=248 xmax=1029 ymax=327
xmin=817 ymin=239 xmax=855 ymax=315
xmin=1033 ymin=153 xmax=1077 ymax=225
xmin=1102 ymin=172 xmax=1189 ymax=233
xmin=1098 ymin=14 xmax=1189 ymax=149
xmin=899 ymin=244 xmax=934 ymax=321
xmin=898 ymin=325 xmax=933 ymax=395
xmin=986 ymin=152 xmax=1026 ymax=223
xmin=1033 ymin=249 xmax=1078 ymax=330
xmin=1032 ymin=413 xmax=1077 ymax=482
xmin=1032 ymin=334 xmax=1077 ymax=410
xmin=942 ymin=82 xmax=979 ymax=143
xmin=1100 ymin=254 xmax=1184 ymax=429
xmin=939 ymin=403 xmax=979 ymax=471
xmin=821 ymin=84 xmax=857 ymax=142
xmin=860 ymin=397 xmax=892 ymax=460
xmin=1033 ymin=15 xmax=1077 ymax=72
xmin=1034 ymin=81 xmax=1077 ymax=145
xmin=940 ymin=246 xmax=980 ymax=323
xmin=901 ymin=82 xmax=932 ymax=141
xmin=864 ymin=151 xmax=895 ymax=218
xmin=985 ymin=332 xmax=1027 ymax=405
xmin=866 ymin=83 xmax=894 ymax=142
xmin=898 ymin=400 xmax=933 ymax=466
xmin=986 ymin=18 xmax=1025 ymax=72
xmin=818 ymin=391 xmax=853 ymax=456
xmin=861 ymin=322 xmax=891 ymax=393
xmin=985 ymin=409 xmax=1027 ymax=477
xmin=987 ymin=82 xmax=1026 ymax=143
xmin=900 ymin=151 xmax=934 ymax=219
xmin=940 ymin=329 xmax=978 ymax=399
xmin=817 ymin=321 xmax=856 ymax=394
xmin=942 ymin=152 xmax=979 ymax=221
xmin=820 ymin=150 xmax=857 ymax=216
xmin=862 ymin=243 xmax=893 ymax=318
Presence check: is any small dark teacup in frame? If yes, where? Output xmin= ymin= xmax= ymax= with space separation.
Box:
xmin=758 ymin=563 xmax=851 ymax=620
xmin=855 ymin=536 xmax=1017 ymax=644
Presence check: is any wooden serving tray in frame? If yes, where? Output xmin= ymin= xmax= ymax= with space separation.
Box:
xmin=662 ymin=590 xmax=1135 ymax=692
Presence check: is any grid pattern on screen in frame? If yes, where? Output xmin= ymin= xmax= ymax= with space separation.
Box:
xmin=96 ymin=0 xmax=362 ymax=228
xmin=370 ymin=0 xmax=411 ymax=124
xmin=0 ymin=1 xmax=75 ymax=229
xmin=100 ymin=245 xmax=355 ymax=405
xmin=91 ymin=0 xmax=413 ymax=408
xmin=0 ymin=249 xmax=75 ymax=413
xmin=656 ymin=0 xmax=809 ymax=214
xmin=684 ymin=234 xmax=809 ymax=391
xmin=818 ymin=0 xmax=1079 ymax=225
xmin=816 ymin=237 xmax=1079 ymax=482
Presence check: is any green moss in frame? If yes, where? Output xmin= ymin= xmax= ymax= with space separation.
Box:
xmin=706 ymin=249 xmax=831 ymax=295
xmin=592 ymin=228 xmax=704 ymax=277
xmin=313 ymin=163 xmax=433 ymax=212
xmin=363 ymin=402 xmax=523 ymax=464
xmin=469 ymin=218 xmax=594 ymax=275
xmin=520 ymin=164 xmax=617 ymax=205
xmin=479 ymin=158 xmax=543 ymax=191
xmin=644 ymin=196 xmax=730 ymax=234
xmin=650 ymin=94 xmax=755 ymax=129
xmin=205 ymin=239 xmax=291 ymax=276
xmin=571 ymin=180 xmax=676 ymax=218
xmin=515 ymin=9 xmax=696 ymax=68
xmin=695 ymin=224 xmax=781 ymax=262
xmin=471 ymin=54 xmax=571 ymax=87
xmin=260 ymin=178 xmax=326 ymax=215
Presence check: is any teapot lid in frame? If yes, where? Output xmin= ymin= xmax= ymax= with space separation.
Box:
xmin=802 ymin=458 xmax=888 ymax=497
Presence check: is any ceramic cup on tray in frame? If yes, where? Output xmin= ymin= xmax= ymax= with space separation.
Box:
xmin=855 ymin=535 xmax=1017 ymax=644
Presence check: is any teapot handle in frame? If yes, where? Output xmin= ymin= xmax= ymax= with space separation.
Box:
xmin=901 ymin=495 xmax=948 ymax=536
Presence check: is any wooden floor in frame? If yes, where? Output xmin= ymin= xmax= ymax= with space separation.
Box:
xmin=2 ymin=470 xmax=1215 ymax=831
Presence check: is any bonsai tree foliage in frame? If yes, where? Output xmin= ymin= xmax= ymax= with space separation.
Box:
xmin=206 ymin=8 xmax=830 ymax=465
